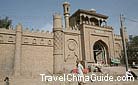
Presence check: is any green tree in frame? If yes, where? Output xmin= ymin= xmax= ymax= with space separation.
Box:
xmin=131 ymin=36 xmax=138 ymax=45
xmin=0 ymin=17 xmax=12 ymax=29
xmin=127 ymin=35 xmax=138 ymax=64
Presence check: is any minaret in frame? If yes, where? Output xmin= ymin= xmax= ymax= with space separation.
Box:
xmin=53 ymin=13 xmax=63 ymax=74
xmin=63 ymin=2 xmax=70 ymax=29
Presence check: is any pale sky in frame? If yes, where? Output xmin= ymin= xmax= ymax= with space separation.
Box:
xmin=0 ymin=0 xmax=138 ymax=35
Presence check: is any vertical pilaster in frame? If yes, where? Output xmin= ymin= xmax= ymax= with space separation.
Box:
xmin=53 ymin=14 xmax=63 ymax=74
xmin=14 ymin=23 xmax=22 ymax=76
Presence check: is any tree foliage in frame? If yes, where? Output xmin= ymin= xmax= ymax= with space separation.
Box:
xmin=127 ymin=35 xmax=138 ymax=64
xmin=0 ymin=17 xmax=12 ymax=29
xmin=131 ymin=36 xmax=138 ymax=45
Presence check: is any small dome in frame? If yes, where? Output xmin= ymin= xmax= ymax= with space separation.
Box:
xmin=63 ymin=2 xmax=70 ymax=5
xmin=90 ymin=8 xmax=96 ymax=13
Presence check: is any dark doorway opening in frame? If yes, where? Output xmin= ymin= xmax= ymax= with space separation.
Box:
xmin=93 ymin=40 xmax=109 ymax=64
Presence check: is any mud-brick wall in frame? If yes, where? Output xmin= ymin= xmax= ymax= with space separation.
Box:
xmin=21 ymin=31 xmax=54 ymax=77
xmin=0 ymin=28 xmax=16 ymax=77
xmin=0 ymin=27 xmax=54 ymax=78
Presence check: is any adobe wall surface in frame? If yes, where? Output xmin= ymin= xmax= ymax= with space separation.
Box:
xmin=21 ymin=30 xmax=53 ymax=76
xmin=0 ymin=27 xmax=54 ymax=78
xmin=114 ymin=34 xmax=123 ymax=59
xmin=0 ymin=28 xmax=16 ymax=78
xmin=63 ymin=29 xmax=81 ymax=72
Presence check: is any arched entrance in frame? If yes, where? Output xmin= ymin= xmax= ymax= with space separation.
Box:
xmin=93 ymin=40 xmax=109 ymax=64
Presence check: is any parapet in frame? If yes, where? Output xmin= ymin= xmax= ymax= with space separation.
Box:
xmin=0 ymin=28 xmax=16 ymax=35
xmin=0 ymin=25 xmax=53 ymax=46
xmin=0 ymin=28 xmax=16 ymax=44
xmin=114 ymin=34 xmax=122 ymax=40
xmin=53 ymin=13 xmax=62 ymax=19
xmin=23 ymin=28 xmax=53 ymax=38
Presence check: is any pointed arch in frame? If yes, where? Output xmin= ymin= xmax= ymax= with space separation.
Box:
xmin=93 ymin=40 xmax=109 ymax=64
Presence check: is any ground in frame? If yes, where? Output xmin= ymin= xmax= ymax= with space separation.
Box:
xmin=0 ymin=66 xmax=138 ymax=85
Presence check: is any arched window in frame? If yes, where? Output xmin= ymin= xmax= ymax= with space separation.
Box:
xmin=48 ymin=40 xmax=52 ymax=45
xmin=67 ymin=7 xmax=69 ymax=12
xmin=90 ymin=18 xmax=99 ymax=26
xmin=33 ymin=38 xmax=36 ymax=44
xmin=8 ymin=36 xmax=14 ymax=42
xmin=85 ymin=16 xmax=89 ymax=24
xmin=40 ymin=38 xmax=44 ymax=44
xmin=81 ymin=15 xmax=85 ymax=23
xmin=0 ymin=35 xmax=3 ymax=43
xmin=24 ymin=37 xmax=28 ymax=43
